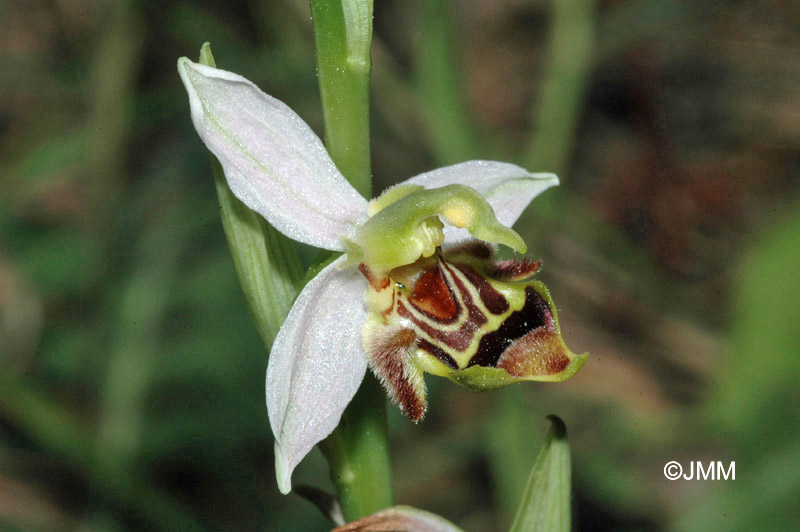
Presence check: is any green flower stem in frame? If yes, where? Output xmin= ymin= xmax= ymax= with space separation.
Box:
xmin=309 ymin=0 xmax=393 ymax=520
xmin=319 ymin=374 xmax=393 ymax=520
xmin=310 ymin=0 xmax=373 ymax=198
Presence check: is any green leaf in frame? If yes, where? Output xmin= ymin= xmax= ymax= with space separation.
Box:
xmin=509 ymin=416 xmax=572 ymax=532
xmin=197 ymin=43 xmax=304 ymax=349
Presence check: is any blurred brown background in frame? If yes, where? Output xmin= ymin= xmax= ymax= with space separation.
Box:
xmin=1 ymin=0 xmax=799 ymax=531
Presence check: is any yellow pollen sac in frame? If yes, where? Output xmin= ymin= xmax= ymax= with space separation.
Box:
xmin=440 ymin=204 xmax=473 ymax=228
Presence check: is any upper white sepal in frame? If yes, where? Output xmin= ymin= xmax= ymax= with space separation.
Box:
xmin=178 ymin=59 xmax=368 ymax=251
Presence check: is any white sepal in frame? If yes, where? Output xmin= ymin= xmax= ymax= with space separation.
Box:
xmin=178 ymin=59 xmax=368 ymax=250
xmin=266 ymin=256 xmax=368 ymax=494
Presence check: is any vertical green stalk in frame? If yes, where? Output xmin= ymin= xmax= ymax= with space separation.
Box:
xmin=309 ymin=0 xmax=394 ymax=520
xmin=310 ymin=0 xmax=373 ymax=198
xmin=320 ymin=375 xmax=393 ymax=520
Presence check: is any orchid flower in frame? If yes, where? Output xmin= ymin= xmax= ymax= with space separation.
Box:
xmin=178 ymin=59 xmax=587 ymax=494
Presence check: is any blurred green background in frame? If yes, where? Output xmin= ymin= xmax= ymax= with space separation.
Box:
xmin=2 ymin=0 xmax=799 ymax=531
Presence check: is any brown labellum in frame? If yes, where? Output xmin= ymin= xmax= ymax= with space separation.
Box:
xmin=359 ymin=246 xmax=586 ymax=420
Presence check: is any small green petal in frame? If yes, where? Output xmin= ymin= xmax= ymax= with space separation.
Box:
xmin=367 ymin=184 xmax=424 ymax=216
xmin=356 ymin=184 xmax=526 ymax=274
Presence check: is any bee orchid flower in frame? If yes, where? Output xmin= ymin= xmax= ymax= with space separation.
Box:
xmin=178 ymin=59 xmax=587 ymax=495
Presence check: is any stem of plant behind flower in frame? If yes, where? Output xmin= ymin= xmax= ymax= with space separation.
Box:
xmin=309 ymin=0 xmax=394 ymax=521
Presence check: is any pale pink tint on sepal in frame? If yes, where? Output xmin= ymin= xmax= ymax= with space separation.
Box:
xmin=331 ymin=506 xmax=465 ymax=532
xmin=177 ymin=59 xmax=368 ymax=251
xmin=266 ymin=256 xmax=369 ymax=494
xmin=404 ymin=161 xmax=558 ymax=244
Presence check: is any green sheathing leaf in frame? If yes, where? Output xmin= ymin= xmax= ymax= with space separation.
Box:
xmin=199 ymin=43 xmax=303 ymax=349
xmin=509 ymin=416 xmax=572 ymax=532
